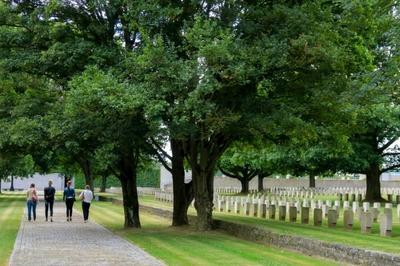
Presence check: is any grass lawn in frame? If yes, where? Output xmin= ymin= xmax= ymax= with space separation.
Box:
xmin=137 ymin=195 xmax=400 ymax=255
xmin=81 ymin=201 xmax=338 ymax=266
xmin=0 ymin=192 xmax=25 ymax=266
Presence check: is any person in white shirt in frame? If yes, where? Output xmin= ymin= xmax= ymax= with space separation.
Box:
xmin=79 ymin=185 xmax=94 ymax=223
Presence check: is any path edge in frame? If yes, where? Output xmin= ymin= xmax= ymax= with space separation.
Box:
xmin=8 ymin=211 xmax=25 ymax=266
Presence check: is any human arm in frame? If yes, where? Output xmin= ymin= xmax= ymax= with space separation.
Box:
xmin=33 ymin=189 xmax=38 ymax=201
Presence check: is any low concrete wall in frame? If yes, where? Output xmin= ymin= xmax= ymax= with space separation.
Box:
xmin=214 ymin=219 xmax=400 ymax=266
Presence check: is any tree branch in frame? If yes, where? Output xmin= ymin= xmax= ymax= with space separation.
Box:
xmin=378 ymin=137 xmax=398 ymax=152
xmin=219 ymin=166 xmax=238 ymax=179
xmin=0 ymin=23 xmax=32 ymax=33
xmin=382 ymin=152 xmax=400 ymax=157
xmin=381 ymin=164 xmax=400 ymax=173
xmin=150 ymin=137 xmax=172 ymax=160
xmin=155 ymin=151 xmax=172 ymax=173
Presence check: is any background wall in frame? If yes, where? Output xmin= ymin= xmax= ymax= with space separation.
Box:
xmin=1 ymin=173 xmax=66 ymax=191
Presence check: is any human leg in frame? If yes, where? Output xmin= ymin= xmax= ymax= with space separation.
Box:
xmin=32 ymin=201 xmax=37 ymax=221
xmin=45 ymin=201 xmax=49 ymax=220
xmin=82 ymin=202 xmax=89 ymax=221
xmin=27 ymin=201 xmax=32 ymax=221
xmin=65 ymin=200 xmax=70 ymax=220
xmin=49 ymin=200 xmax=54 ymax=221
xmin=69 ymin=200 xmax=74 ymax=219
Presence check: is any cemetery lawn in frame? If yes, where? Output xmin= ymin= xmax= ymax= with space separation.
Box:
xmin=82 ymin=201 xmax=338 ymax=266
xmin=0 ymin=193 xmax=25 ymax=266
xmin=137 ymin=195 xmax=400 ymax=255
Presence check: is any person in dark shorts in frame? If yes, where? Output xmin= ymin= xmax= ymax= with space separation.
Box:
xmin=44 ymin=179 xmax=56 ymax=222
xmin=63 ymin=180 xmax=75 ymax=221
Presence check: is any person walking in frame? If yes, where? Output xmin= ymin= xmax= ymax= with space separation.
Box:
xmin=44 ymin=180 xmax=56 ymax=222
xmin=26 ymin=183 xmax=38 ymax=222
xmin=79 ymin=185 xmax=94 ymax=223
xmin=63 ymin=180 xmax=75 ymax=221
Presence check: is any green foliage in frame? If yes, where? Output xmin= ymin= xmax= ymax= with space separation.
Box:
xmin=74 ymin=165 xmax=160 ymax=189
xmin=1 ymin=0 xmax=400 ymax=224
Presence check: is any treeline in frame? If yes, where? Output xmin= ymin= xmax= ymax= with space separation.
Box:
xmin=0 ymin=1 xmax=399 ymax=230
xmin=74 ymin=164 xmax=160 ymax=191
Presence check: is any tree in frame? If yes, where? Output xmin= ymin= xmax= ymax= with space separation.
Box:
xmin=218 ymin=143 xmax=281 ymax=193
xmin=129 ymin=0 xmax=376 ymax=230
xmin=64 ymin=68 xmax=152 ymax=227
xmin=0 ymin=154 xmax=35 ymax=190
xmin=122 ymin=0 xmax=201 ymax=226
xmin=330 ymin=0 xmax=400 ymax=201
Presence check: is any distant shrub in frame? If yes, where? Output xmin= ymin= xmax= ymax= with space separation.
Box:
xmin=73 ymin=164 xmax=160 ymax=189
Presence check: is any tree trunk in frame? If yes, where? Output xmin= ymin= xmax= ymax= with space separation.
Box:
xmin=10 ymin=176 xmax=14 ymax=191
xmin=192 ymin=169 xmax=214 ymax=231
xmin=119 ymin=153 xmax=141 ymax=228
xmin=81 ymin=159 xmax=94 ymax=192
xmin=257 ymin=175 xmax=264 ymax=192
xmin=184 ymin=134 xmax=230 ymax=231
xmin=240 ymin=178 xmax=249 ymax=194
xmin=0 ymin=179 xmax=2 ymax=193
xmin=365 ymin=163 xmax=383 ymax=202
xmin=309 ymin=174 xmax=316 ymax=188
xmin=171 ymin=139 xmax=193 ymax=226
xmin=100 ymin=175 xmax=107 ymax=193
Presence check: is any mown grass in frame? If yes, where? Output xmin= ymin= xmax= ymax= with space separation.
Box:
xmin=81 ymin=201 xmax=338 ymax=266
xmin=137 ymin=195 xmax=400 ymax=255
xmin=0 ymin=192 xmax=25 ymax=266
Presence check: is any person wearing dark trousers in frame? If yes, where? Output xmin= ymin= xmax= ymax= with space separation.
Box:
xmin=63 ymin=180 xmax=75 ymax=222
xmin=26 ymin=183 xmax=38 ymax=222
xmin=79 ymin=185 xmax=94 ymax=223
xmin=44 ymin=179 xmax=56 ymax=222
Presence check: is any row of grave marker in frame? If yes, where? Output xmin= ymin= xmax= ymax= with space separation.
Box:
xmin=215 ymin=195 xmax=397 ymax=237
xmin=215 ymin=187 xmax=400 ymax=203
xmin=154 ymin=192 xmax=397 ymax=237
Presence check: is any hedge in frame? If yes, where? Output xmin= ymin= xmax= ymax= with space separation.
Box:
xmin=74 ymin=164 xmax=160 ymax=189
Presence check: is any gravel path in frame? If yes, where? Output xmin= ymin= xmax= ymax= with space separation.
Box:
xmin=9 ymin=201 xmax=165 ymax=266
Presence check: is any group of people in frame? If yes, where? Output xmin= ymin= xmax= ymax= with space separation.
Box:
xmin=26 ymin=180 xmax=94 ymax=223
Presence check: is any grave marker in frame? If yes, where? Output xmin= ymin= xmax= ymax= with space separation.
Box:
xmin=268 ymin=205 xmax=276 ymax=219
xmin=360 ymin=212 xmax=373 ymax=233
xmin=301 ymin=207 xmax=309 ymax=224
xmin=289 ymin=206 xmax=297 ymax=222
xmin=313 ymin=208 xmax=322 ymax=226
xmin=328 ymin=209 xmax=338 ymax=228
xmin=343 ymin=209 xmax=353 ymax=230
xmin=279 ymin=204 xmax=286 ymax=221
xmin=380 ymin=208 xmax=392 ymax=237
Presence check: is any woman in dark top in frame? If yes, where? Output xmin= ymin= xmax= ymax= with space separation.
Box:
xmin=63 ymin=180 xmax=75 ymax=221
xmin=44 ymin=179 xmax=56 ymax=222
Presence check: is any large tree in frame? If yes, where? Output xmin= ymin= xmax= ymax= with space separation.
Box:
xmin=128 ymin=0 xmax=378 ymax=230
xmin=63 ymin=68 xmax=152 ymax=227
xmin=331 ymin=0 xmax=400 ymax=201
xmin=122 ymin=0 xmax=201 ymax=226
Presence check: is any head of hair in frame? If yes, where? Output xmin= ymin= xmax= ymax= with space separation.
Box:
xmin=85 ymin=185 xmax=90 ymax=190
xmin=48 ymin=179 xmax=53 ymax=186
xmin=30 ymin=183 xmax=35 ymax=188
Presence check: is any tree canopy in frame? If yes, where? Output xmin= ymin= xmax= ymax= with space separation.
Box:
xmin=0 ymin=0 xmax=399 ymax=229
